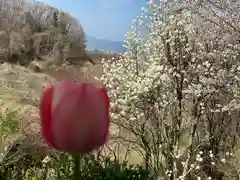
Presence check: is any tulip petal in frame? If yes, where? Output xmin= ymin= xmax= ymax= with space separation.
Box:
xmin=50 ymin=81 xmax=110 ymax=155
xmin=51 ymin=80 xmax=75 ymax=112
xmin=40 ymin=86 xmax=57 ymax=148
xmin=100 ymin=87 xmax=110 ymax=108
xmin=51 ymin=81 xmax=85 ymax=152
xmin=99 ymin=87 xmax=110 ymax=141
xmin=75 ymin=85 xmax=110 ymax=153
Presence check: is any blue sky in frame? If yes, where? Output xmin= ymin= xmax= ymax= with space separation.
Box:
xmin=40 ymin=0 xmax=146 ymax=41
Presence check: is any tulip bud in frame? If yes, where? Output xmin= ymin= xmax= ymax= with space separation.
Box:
xmin=40 ymin=80 xmax=110 ymax=155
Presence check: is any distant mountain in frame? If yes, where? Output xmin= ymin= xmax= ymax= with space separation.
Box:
xmin=86 ymin=35 xmax=126 ymax=53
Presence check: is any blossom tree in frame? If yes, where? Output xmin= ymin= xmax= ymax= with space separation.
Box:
xmin=98 ymin=0 xmax=240 ymax=179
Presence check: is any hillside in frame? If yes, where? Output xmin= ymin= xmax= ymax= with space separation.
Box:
xmin=86 ymin=35 xmax=126 ymax=53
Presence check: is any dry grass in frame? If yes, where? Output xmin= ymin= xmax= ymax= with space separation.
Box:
xmin=0 ymin=63 xmax=54 ymax=136
xmin=0 ymin=58 xmax=145 ymax=166
xmin=0 ymin=51 xmax=136 ymax=180
xmin=0 ymin=61 xmax=100 ymax=129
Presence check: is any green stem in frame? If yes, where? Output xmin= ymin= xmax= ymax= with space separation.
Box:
xmin=73 ymin=155 xmax=80 ymax=180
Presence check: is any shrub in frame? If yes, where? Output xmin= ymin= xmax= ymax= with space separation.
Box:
xmin=0 ymin=110 xmax=20 ymax=138
xmin=46 ymin=154 xmax=153 ymax=180
xmin=1 ymin=152 xmax=153 ymax=179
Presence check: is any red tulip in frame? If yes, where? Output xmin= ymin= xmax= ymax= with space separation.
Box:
xmin=40 ymin=80 xmax=110 ymax=155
